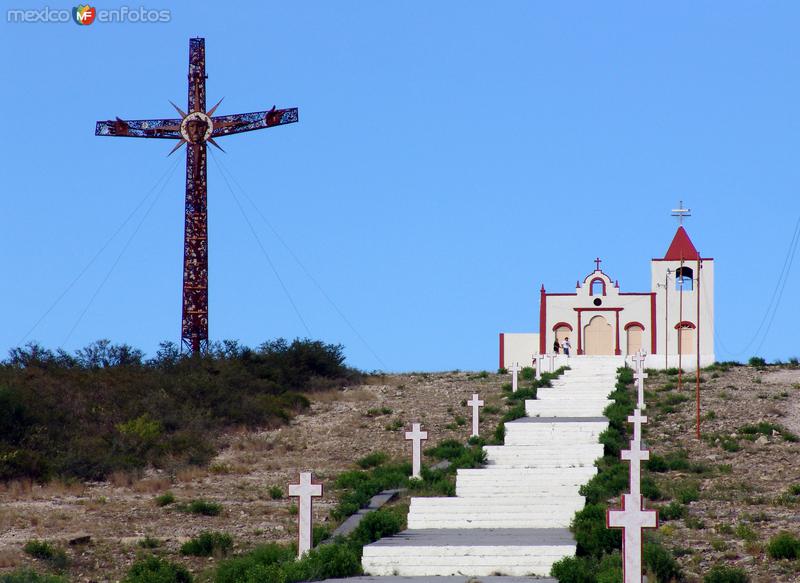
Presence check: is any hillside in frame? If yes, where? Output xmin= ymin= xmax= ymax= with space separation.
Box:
xmin=0 ymin=368 xmax=505 ymax=581
xmin=2 ymin=361 xmax=800 ymax=582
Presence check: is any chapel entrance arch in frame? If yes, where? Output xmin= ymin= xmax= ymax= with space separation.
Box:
xmin=584 ymin=315 xmax=614 ymax=355
xmin=626 ymin=325 xmax=644 ymax=355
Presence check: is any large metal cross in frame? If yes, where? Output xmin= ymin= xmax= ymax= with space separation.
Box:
xmin=96 ymin=38 xmax=298 ymax=353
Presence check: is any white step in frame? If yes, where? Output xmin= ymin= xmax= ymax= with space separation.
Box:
xmin=407 ymin=497 xmax=582 ymax=529
xmin=503 ymin=417 xmax=608 ymax=446
xmin=362 ymin=528 xmax=575 ymax=576
xmin=525 ymin=400 xmax=611 ymax=417
xmin=484 ymin=445 xmax=602 ymax=468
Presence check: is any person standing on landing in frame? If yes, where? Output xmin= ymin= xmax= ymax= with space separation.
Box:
xmin=553 ymin=338 xmax=560 ymax=354
xmin=562 ymin=337 xmax=571 ymax=358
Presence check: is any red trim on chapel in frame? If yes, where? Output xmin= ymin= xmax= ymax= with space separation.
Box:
xmin=674 ymin=320 xmax=696 ymax=329
xmin=499 ymin=333 xmax=505 ymax=370
xmin=539 ymin=286 xmax=547 ymax=354
xmin=552 ymin=322 xmax=573 ymax=332
xmin=624 ymin=321 xmax=645 ymax=331
xmin=589 ymin=277 xmax=607 ymax=296
xmin=650 ymin=292 xmax=657 ymax=354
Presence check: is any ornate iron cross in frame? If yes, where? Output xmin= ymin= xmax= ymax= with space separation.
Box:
xmin=96 ymin=38 xmax=298 ymax=353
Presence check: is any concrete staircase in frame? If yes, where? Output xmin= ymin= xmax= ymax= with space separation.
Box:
xmin=361 ymin=356 xmax=623 ymax=577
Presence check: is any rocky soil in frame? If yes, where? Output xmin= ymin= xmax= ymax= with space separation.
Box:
xmin=0 ymin=371 xmax=505 ymax=582
xmin=643 ymin=364 xmax=800 ymax=583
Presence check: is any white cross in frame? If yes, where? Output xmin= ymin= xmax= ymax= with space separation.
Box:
xmin=288 ymin=471 xmax=323 ymax=558
xmin=621 ymin=441 xmax=649 ymax=498
xmin=628 ymin=409 xmax=647 ymax=445
xmin=468 ymin=393 xmax=484 ymax=437
xmin=631 ymin=352 xmax=646 ymax=374
xmin=607 ymin=493 xmax=658 ymax=583
xmin=405 ymin=422 xmax=428 ymax=479
xmin=546 ymin=353 xmax=557 ymax=373
xmin=634 ymin=370 xmax=648 ymax=410
xmin=534 ymin=354 xmax=545 ymax=380
xmin=508 ymin=362 xmax=521 ymax=393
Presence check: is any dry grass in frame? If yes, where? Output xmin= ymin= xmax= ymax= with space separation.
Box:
xmin=0 ymin=551 xmax=19 ymax=569
xmin=132 ymin=477 xmax=172 ymax=494
xmin=175 ymin=466 xmax=207 ymax=483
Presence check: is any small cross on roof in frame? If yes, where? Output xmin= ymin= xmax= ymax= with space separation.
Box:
xmin=671 ymin=200 xmax=692 ymax=226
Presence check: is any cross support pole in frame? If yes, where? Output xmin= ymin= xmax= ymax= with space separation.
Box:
xmin=546 ymin=354 xmax=557 ymax=373
xmin=288 ymin=471 xmax=323 ymax=558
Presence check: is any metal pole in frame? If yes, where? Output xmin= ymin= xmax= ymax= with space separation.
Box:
xmin=678 ymin=257 xmax=684 ymax=390
xmin=696 ymin=257 xmax=702 ymax=439
xmin=665 ymin=270 xmax=669 ymax=370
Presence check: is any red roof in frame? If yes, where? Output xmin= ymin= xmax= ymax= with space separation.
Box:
xmin=663 ymin=226 xmax=699 ymax=260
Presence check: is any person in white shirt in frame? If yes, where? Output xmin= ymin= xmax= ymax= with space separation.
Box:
xmin=562 ymin=338 xmax=571 ymax=357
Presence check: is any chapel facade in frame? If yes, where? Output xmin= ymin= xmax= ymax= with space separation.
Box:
xmin=499 ymin=226 xmax=715 ymax=370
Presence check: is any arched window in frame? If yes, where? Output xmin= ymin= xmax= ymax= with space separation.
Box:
xmin=675 ymin=266 xmax=693 ymax=291
xmin=590 ymin=278 xmax=606 ymax=296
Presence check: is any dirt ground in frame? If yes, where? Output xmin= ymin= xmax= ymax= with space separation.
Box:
xmin=643 ymin=365 xmax=800 ymax=583
xmin=0 ymin=371 xmax=505 ymax=582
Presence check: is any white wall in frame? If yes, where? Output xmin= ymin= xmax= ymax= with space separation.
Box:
xmin=500 ymin=333 xmax=538 ymax=369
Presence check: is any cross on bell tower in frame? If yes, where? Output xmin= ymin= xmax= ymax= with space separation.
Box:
xmin=671 ymin=200 xmax=691 ymax=226
xmin=594 ymin=257 xmax=602 ymax=271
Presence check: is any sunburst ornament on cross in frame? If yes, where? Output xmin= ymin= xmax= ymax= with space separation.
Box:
xmin=96 ymin=37 xmax=298 ymax=353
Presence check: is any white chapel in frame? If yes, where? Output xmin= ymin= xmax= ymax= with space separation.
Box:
xmin=500 ymin=224 xmax=715 ymax=371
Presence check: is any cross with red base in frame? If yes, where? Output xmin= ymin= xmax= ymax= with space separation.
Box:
xmin=96 ymin=38 xmax=298 ymax=353
xmin=594 ymin=257 xmax=602 ymax=271
xmin=607 ymin=492 xmax=658 ymax=583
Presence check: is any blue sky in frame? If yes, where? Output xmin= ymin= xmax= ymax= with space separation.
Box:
xmin=1 ymin=2 xmax=798 ymax=371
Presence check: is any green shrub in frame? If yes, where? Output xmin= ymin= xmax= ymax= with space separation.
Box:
xmin=215 ymin=544 xmax=295 ymax=583
xmin=0 ymin=338 xmax=352 ymax=482
xmin=138 ymin=536 xmax=161 ymax=549
xmin=572 ymin=503 xmax=621 ymax=558
xmin=268 ymin=485 xmax=284 ymax=500
xmin=659 ymin=501 xmax=687 ymax=521
xmin=644 ymin=541 xmax=682 ymax=582
xmin=599 ymin=428 xmax=624 ymax=457
xmin=677 ymin=483 xmax=700 ymax=504
xmin=521 ymin=366 xmax=535 ymax=380
xmin=123 ymin=556 xmax=193 ymax=583
xmin=748 ymin=356 xmax=766 ymax=368
xmin=185 ymin=499 xmax=222 ymax=516
xmin=767 ymin=531 xmax=800 ymax=559
xmin=22 ymin=540 xmax=68 ymax=570
xmin=0 ymin=571 xmax=68 ymax=583
xmin=180 ymin=531 xmax=233 ymax=556
xmin=735 ymin=523 xmax=757 ymax=542
xmin=704 ymin=565 xmax=749 ymax=583
xmin=550 ymin=555 xmax=596 ymax=582
xmin=154 ymin=491 xmax=175 ymax=507
xmin=356 ymin=451 xmax=388 ymax=469
xmin=349 ymin=507 xmax=405 ymax=548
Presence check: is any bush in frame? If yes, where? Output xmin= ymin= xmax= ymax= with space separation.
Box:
xmin=748 ymin=356 xmax=767 ymax=368
xmin=185 ymin=499 xmax=222 ymax=516
xmin=268 ymin=485 xmax=284 ymax=500
xmin=659 ymin=501 xmax=687 ymax=521
xmin=349 ymin=507 xmax=405 ymax=548
xmin=356 ymin=451 xmax=388 ymax=469
xmin=180 ymin=531 xmax=233 ymax=556
xmin=767 ymin=531 xmax=800 ymax=559
xmin=572 ymin=503 xmax=621 ymax=558
xmin=704 ymin=565 xmax=750 ymax=583
xmin=22 ymin=540 xmax=68 ymax=570
xmin=676 ymin=483 xmax=700 ymax=504
xmin=154 ymin=491 xmax=175 ymax=507
xmin=138 ymin=536 xmax=161 ymax=549
xmin=215 ymin=544 xmax=295 ymax=583
xmin=550 ymin=555 xmax=595 ymax=582
xmin=644 ymin=541 xmax=682 ymax=582
xmin=0 ymin=571 xmax=67 ymax=583
xmin=0 ymin=338 xmax=355 ymax=482
xmin=123 ymin=556 xmax=193 ymax=583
